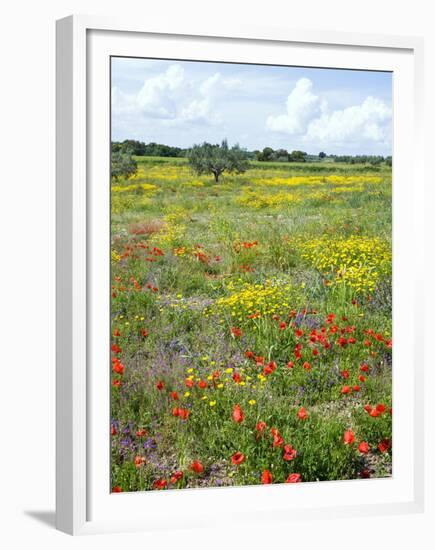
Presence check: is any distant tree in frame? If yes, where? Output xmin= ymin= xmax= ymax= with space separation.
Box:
xmin=369 ymin=156 xmax=383 ymax=166
xmin=188 ymin=140 xmax=249 ymax=182
xmin=318 ymin=151 xmax=326 ymax=159
xmin=111 ymin=140 xmax=186 ymax=158
xmin=111 ymin=148 xmax=138 ymax=180
xmin=119 ymin=140 xmax=147 ymax=155
xmin=289 ymin=150 xmax=307 ymax=162
xmin=256 ymin=147 xmax=274 ymax=161
xmin=385 ymin=156 xmax=392 ymax=167
xmin=256 ymin=151 xmax=264 ymax=161
xmin=274 ymin=148 xmax=289 ymax=162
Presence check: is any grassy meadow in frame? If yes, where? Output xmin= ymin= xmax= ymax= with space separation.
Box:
xmin=110 ymin=156 xmax=392 ymax=492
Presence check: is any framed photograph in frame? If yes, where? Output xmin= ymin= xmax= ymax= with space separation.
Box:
xmin=56 ymin=15 xmax=425 ymax=535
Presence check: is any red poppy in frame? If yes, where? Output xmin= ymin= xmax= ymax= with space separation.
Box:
xmin=231 ymin=451 xmax=245 ymax=465
xmin=360 ymin=363 xmax=369 ymax=373
xmin=111 ymin=344 xmax=122 ymax=354
xmin=245 ymin=350 xmax=254 ymax=359
xmin=170 ymin=471 xmax=183 ymax=484
xmin=113 ymin=329 xmax=120 ymax=337
xmin=171 ymin=391 xmax=179 ymax=401
xmin=112 ymin=379 xmax=121 ymax=388
xmin=172 ymin=407 xmax=180 ymax=417
xmin=136 ymin=428 xmax=147 ymax=437
xmin=112 ymin=360 xmax=124 ymax=375
xmin=141 ymin=328 xmax=149 ymax=337
xmin=232 ymin=372 xmax=241 ymax=383
xmin=112 ymin=485 xmax=123 ymax=493
xmin=364 ymin=404 xmax=372 ymax=413
xmin=337 ymin=337 xmax=348 ymax=348
xmin=231 ymin=327 xmax=242 ymax=338
xmin=256 ymin=420 xmax=267 ymax=433
xmin=263 ymin=361 xmax=277 ymax=375
xmin=153 ymin=479 xmax=168 ymax=490
xmin=358 ymin=375 xmax=366 ymax=383
xmin=303 ymin=361 xmax=311 ymax=370
xmin=343 ymin=430 xmax=355 ymax=445
xmin=376 ymin=403 xmax=386 ymax=413
xmin=297 ymin=407 xmax=308 ymax=420
xmin=326 ymin=313 xmax=335 ymax=323
xmin=283 ymin=444 xmax=297 ymax=461
xmin=358 ymin=441 xmax=370 ymax=454
xmin=369 ymin=408 xmax=381 ymax=417
xmin=295 ymin=329 xmax=304 ymax=338
xmin=261 ymin=470 xmax=273 ymax=484
xmin=272 ymin=431 xmax=284 ymax=448
xmin=378 ymin=439 xmax=391 ymax=453
xmin=279 ymin=322 xmax=287 ymax=330
xmin=364 ymin=339 xmax=372 ymax=347
xmin=341 ymin=385 xmax=351 ymax=394
xmin=341 ymin=370 xmax=350 ymax=379
xmin=190 ymin=460 xmax=204 ymax=473
xmin=156 ymin=380 xmax=165 ymax=391
xmin=197 ymin=380 xmax=207 ymax=389
xmin=312 ymin=348 xmax=319 ymax=356
xmin=111 ymin=425 xmax=117 ymax=436
xmin=287 ymin=361 xmax=294 ymax=369
xmin=353 ymin=385 xmax=361 ymax=392
xmin=185 ymin=378 xmax=194 ymax=388
xmin=232 ymin=404 xmax=245 ymax=423
xmin=285 ymin=473 xmax=301 ymax=483
xmin=178 ymin=408 xmax=189 ymax=420
xmin=134 ymin=455 xmax=146 ymax=468
xmin=255 ymin=356 xmax=265 ymax=365
xmin=360 ymin=469 xmax=371 ymax=479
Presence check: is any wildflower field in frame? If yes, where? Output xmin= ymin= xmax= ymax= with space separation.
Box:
xmin=110 ymin=157 xmax=392 ymax=492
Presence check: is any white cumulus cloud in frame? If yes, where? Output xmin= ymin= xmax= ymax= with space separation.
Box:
xmin=266 ymin=78 xmax=392 ymax=150
xmin=112 ymin=65 xmax=241 ymax=126
xmin=136 ymin=64 xmax=185 ymax=118
xmin=266 ymin=78 xmax=324 ymax=134
xmin=305 ymin=96 xmax=391 ymax=144
xmin=178 ymin=98 xmax=213 ymax=123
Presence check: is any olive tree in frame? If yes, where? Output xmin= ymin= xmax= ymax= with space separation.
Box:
xmin=111 ymin=148 xmax=138 ymax=180
xmin=188 ymin=139 xmax=249 ymax=182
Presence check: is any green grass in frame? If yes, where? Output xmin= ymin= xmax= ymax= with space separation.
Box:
xmin=110 ymin=157 xmax=392 ymax=492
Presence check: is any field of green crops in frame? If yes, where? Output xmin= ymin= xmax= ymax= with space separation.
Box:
xmin=110 ymin=157 xmax=392 ymax=492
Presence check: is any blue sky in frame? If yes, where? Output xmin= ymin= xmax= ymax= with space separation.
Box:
xmin=111 ymin=57 xmax=392 ymax=155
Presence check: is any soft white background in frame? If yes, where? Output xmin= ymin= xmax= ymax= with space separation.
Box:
xmin=0 ymin=0 xmax=433 ymax=547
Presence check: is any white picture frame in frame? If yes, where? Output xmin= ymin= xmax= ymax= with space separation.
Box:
xmin=56 ymin=15 xmax=425 ymax=535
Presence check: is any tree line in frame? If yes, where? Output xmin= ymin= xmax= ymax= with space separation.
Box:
xmin=111 ymin=140 xmax=392 ymax=181
xmin=112 ymin=140 xmax=391 ymax=165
